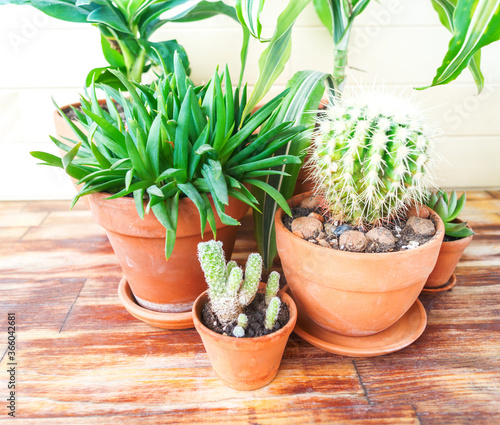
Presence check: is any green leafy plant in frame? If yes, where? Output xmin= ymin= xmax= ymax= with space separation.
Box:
xmin=30 ymin=53 xmax=307 ymax=258
xmin=426 ymin=190 xmax=474 ymax=238
xmin=310 ymin=90 xmax=435 ymax=226
xmin=197 ymin=240 xmax=282 ymax=337
xmin=1 ymin=0 xmax=240 ymax=85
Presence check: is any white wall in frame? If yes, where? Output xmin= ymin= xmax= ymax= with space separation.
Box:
xmin=0 ymin=0 xmax=499 ymax=200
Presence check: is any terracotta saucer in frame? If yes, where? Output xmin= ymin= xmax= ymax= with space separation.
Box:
xmin=118 ymin=277 xmax=194 ymax=329
xmin=292 ymin=298 xmax=427 ymax=357
xmin=421 ymin=274 xmax=457 ymax=294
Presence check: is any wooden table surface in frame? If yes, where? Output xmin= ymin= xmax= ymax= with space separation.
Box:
xmin=1 ymin=191 xmax=499 ymax=424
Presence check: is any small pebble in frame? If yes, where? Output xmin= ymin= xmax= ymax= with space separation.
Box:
xmin=293 ymin=230 xmax=304 ymax=239
xmin=307 ymin=239 xmax=318 ymax=244
xmin=291 ymin=217 xmax=323 ymax=239
xmin=407 ymin=205 xmax=431 ymax=219
xmin=300 ymin=196 xmax=320 ymax=209
xmin=366 ymin=227 xmax=397 ymax=252
xmin=308 ymin=212 xmax=325 ymax=223
xmin=339 ymin=230 xmax=368 ymax=252
xmin=334 ymin=224 xmax=352 ymax=237
xmin=318 ymin=239 xmax=331 ymax=248
xmin=324 ymin=222 xmax=337 ymax=236
xmin=317 ymin=232 xmax=326 ymax=240
xmin=404 ymin=216 xmax=435 ymax=237
xmin=402 ymin=241 xmax=420 ymax=250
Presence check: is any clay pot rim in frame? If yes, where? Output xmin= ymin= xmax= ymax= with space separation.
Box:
xmin=276 ymin=191 xmax=445 ymax=259
xmin=192 ymin=285 xmax=297 ymax=348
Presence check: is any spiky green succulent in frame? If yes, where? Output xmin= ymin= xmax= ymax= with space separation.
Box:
xmin=310 ymin=93 xmax=435 ymax=226
xmin=197 ymin=240 xmax=282 ymax=332
xmin=426 ymin=190 xmax=474 ymax=238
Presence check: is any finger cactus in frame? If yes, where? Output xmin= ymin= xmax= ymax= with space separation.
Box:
xmin=233 ymin=314 xmax=249 ymax=338
xmin=265 ymin=297 xmax=281 ymax=330
xmin=310 ymin=92 xmax=435 ymax=226
xmin=197 ymin=240 xmax=283 ymax=334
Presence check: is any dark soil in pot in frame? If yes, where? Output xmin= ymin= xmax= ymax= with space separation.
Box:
xmin=201 ymin=293 xmax=290 ymax=338
xmin=283 ymin=204 xmax=437 ymax=254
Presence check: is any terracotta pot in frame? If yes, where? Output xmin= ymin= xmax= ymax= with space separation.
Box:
xmin=88 ymin=192 xmax=249 ymax=313
xmin=275 ymin=191 xmax=444 ymax=337
xmin=425 ymin=220 xmax=473 ymax=288
xmin=192 ymin=285 xmax=297 ymax=390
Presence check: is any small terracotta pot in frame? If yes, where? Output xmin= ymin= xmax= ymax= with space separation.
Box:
xmin=425 ymin=220 xmax=473 ymax=288
xmin=275 ymin=192 xmax=444 ymax=337
xmin=88 ymin=192 xmax=248 ymax=313
xmin=192 ymin=286 xmax=297 ymax=391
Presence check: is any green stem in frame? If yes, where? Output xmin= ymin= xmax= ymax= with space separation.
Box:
xmin=332 ymin=47 xmax=347 ymax=97
xmin=129 ymin=48 xmax=146 ymax=82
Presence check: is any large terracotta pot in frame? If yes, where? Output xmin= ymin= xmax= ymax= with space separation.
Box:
xmin=192 ymin=285 xmax=297 ymax=390
xmin=275 ymin=192 xmax=444 ymax=337
xmin=88 ymin=192 xmax=248 ymax=313
xmin=425 ymin=220 xmax=473 ymax=288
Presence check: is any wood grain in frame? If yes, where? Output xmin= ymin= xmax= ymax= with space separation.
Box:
xmin=0 ymin=192 xmax=499 ymax=424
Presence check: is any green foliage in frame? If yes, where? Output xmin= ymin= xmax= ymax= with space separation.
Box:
xmin=310 ymin=91 xmax=435 ymax=226
xmin=421 ymin=0 xmax=500 ymax=93
xmin=197 ymin=240 xmax=283 ymax=334
xmin=31 ymin=54 xmax=306 ymax=258
xmin=252 ymin=70 xmax=330 ymax=270
xmin=2 ymin=0 xmax=240 ymax=85
xmin=426 ymin=190 xmax=474 ymax=238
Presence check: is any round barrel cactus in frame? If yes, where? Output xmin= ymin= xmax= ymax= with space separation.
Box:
xmin=310 ymin=92 xmax=435 ymax=226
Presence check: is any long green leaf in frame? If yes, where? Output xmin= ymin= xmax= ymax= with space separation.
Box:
xmin=420 ymin=0 xmax=500 ymax=92
xmin=430 ymin=0 xmax=485 ymax=91
xmin=242 ymin=0 xmax=312 ymax=119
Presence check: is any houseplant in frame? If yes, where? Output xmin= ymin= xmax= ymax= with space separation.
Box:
xmin=193 ymin=240 xmax=297 ymax=390
xmin=424 ymin=190 xmax=474 ymax=290
xmin=31 ymin=53 xmax=306 ymax=326
xmin=274 ymin=90 xmax=444 ymax=348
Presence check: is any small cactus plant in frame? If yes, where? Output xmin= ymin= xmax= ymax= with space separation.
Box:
xmin=426 ymin=190 xmax=474 ymax=238
xmin=310 ymin=91 xmax=435 ymax=226
xmin=198 ymin=240 xmax=283 ymax=337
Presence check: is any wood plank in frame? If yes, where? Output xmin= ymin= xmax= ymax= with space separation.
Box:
xmin=0 ymin=196 xmax=499 ymax=423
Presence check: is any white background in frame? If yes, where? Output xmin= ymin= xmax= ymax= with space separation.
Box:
xmin=1 ymin=0 xmax=499 ymax=200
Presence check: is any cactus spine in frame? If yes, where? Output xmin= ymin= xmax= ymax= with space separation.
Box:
xmin=198 ymin=240 xmax=283 ymax=335
xmin=311 ymin=92 xmax=435 ymax=226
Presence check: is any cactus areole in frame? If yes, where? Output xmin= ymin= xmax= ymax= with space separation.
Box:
xmin=310 ymin=92 xmax=435 ymax=227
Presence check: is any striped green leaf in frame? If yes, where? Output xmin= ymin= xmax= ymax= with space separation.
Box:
xmin=252 ymin=70 xmax=329 ymax=270
xmin=241 ymin=0 xmax=312 ymax=119
xmin=429 ymin=0 xmax=485 ymax=91
xmin=236 ymin=0 xmax=266 ymax=39
xmin=420 ymin=0 xmax=500 ymax=92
